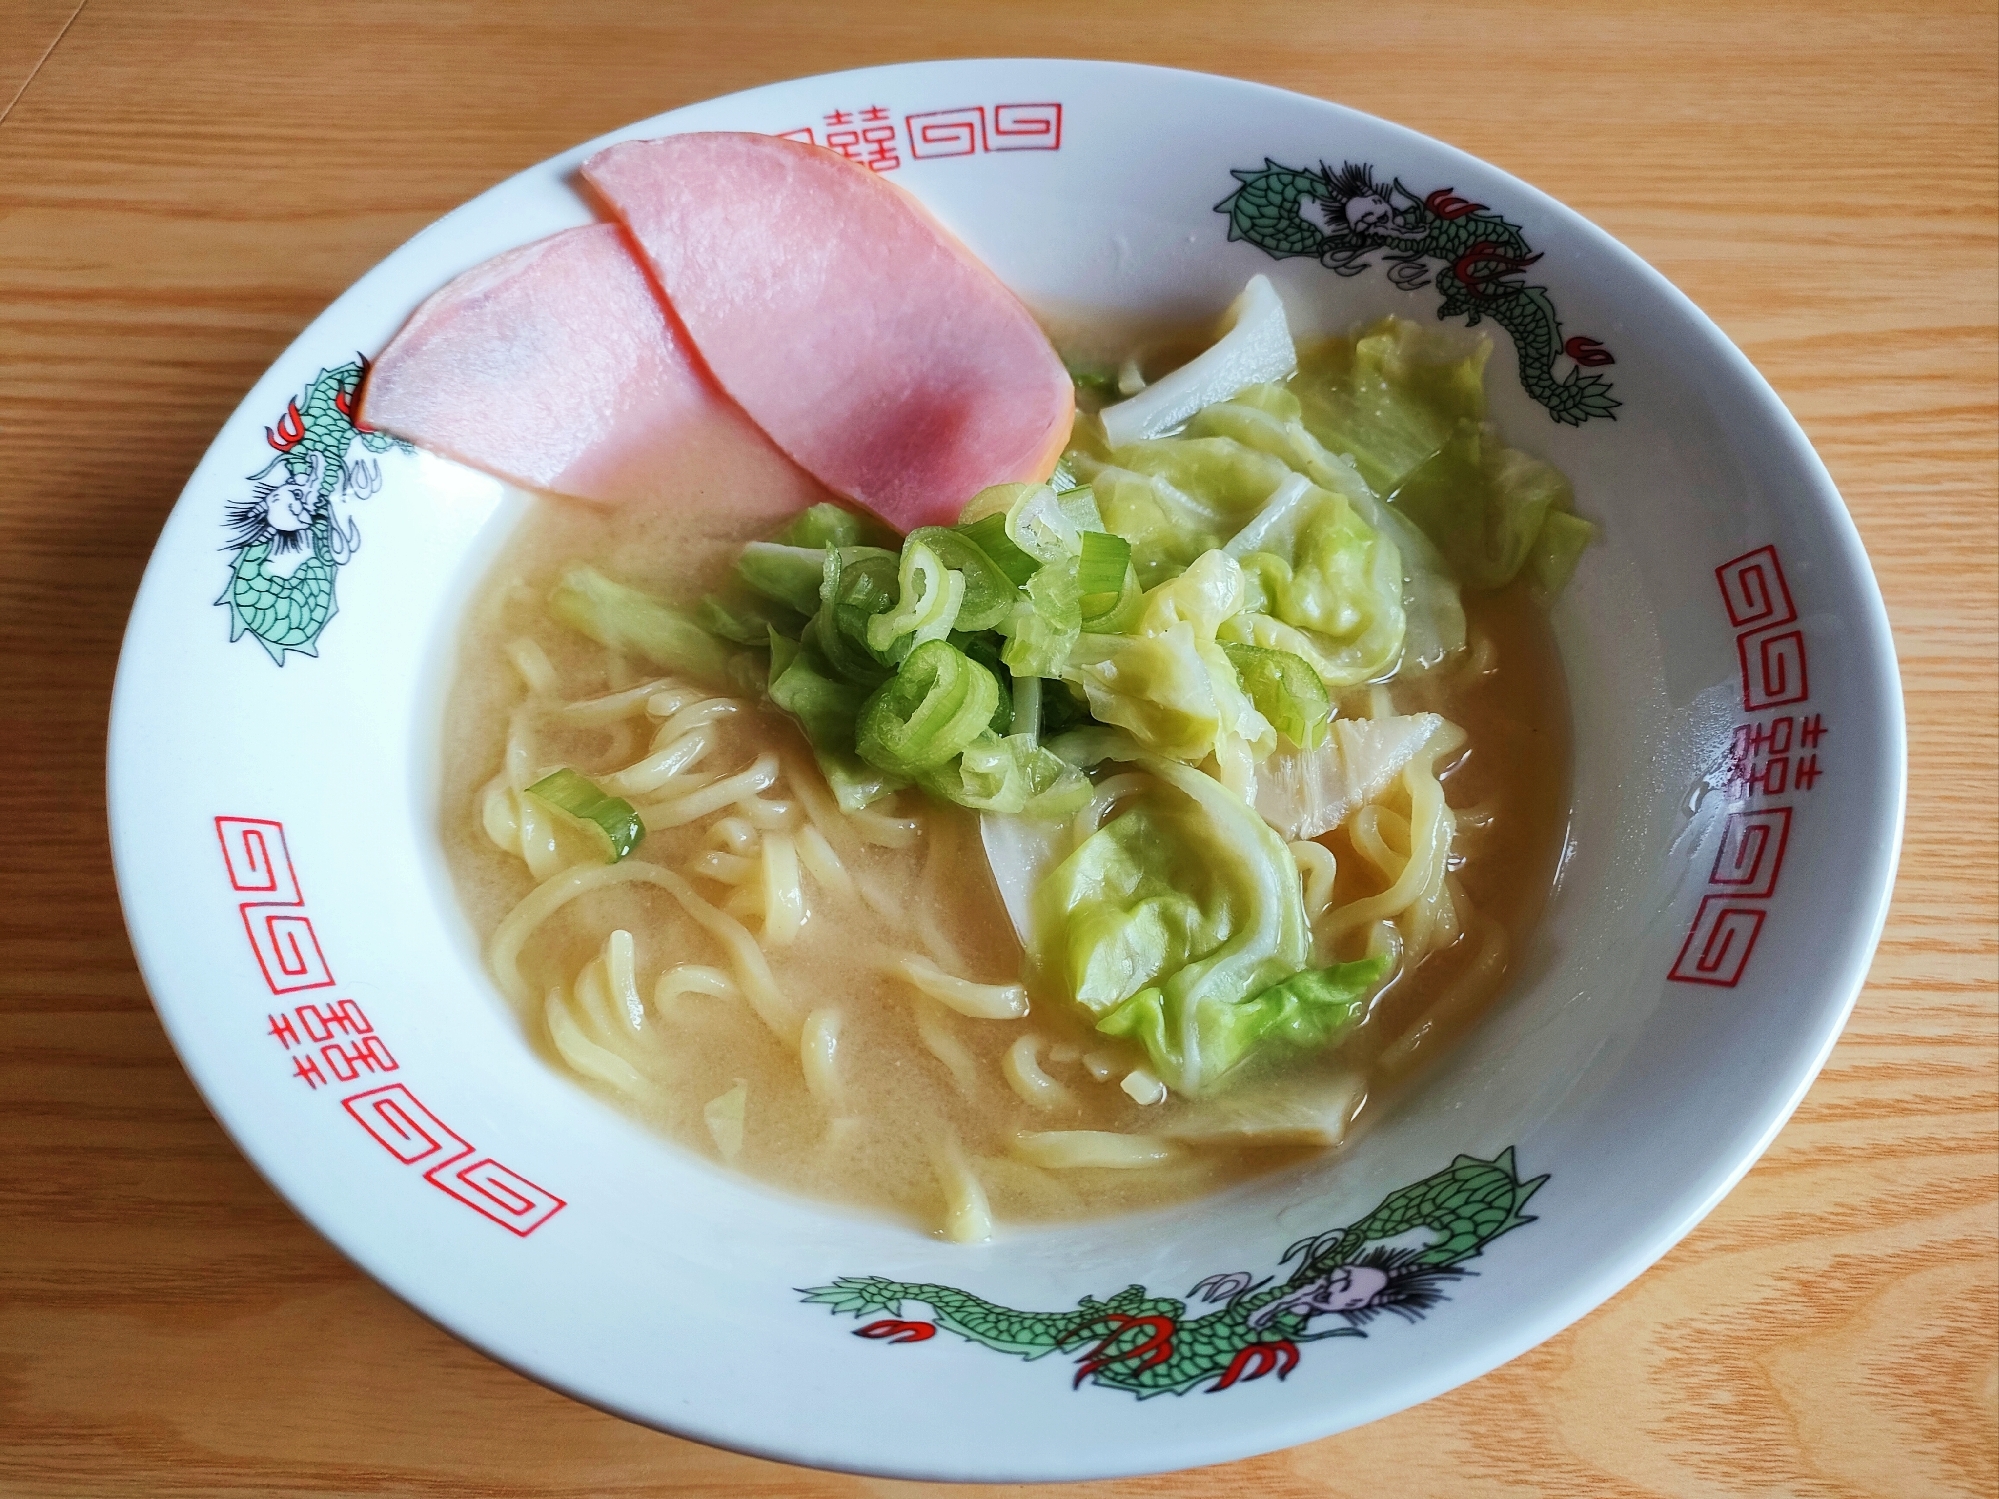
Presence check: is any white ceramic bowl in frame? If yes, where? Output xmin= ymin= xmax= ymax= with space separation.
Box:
xmin=108 ymin=59 xmax=1904 ymax=1481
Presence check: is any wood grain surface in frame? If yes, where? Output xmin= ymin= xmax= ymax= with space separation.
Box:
xmin=2 ymin=1 xmax=1994 ymax=1494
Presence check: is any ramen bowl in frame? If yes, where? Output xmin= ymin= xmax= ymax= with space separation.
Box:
xmin=107 ymin=58 xmax=1903 ymax=1481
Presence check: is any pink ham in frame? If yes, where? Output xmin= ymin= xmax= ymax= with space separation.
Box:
xmin=359 ymin=223 xmax=742 ymax=507
xmin=583 ymin=132 xmax=1074 ymax=532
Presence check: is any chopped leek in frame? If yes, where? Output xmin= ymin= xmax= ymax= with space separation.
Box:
xmin=865 ymin=538 xmax=967 ymax=658
xmin=905 ymin=527 xmax=1017 ymax=632
xmin=698 ymin=589 xmax=800 ymax=646
xmin=1077 ymin=530 xmax=1132 ymax=599
xmin=768 ymin=633 xmax=905 ymax=811
xmin=735 ymin=542 xmax=829 ymax=615
xmin=548 ymin=566 xmax=739 ymax=688
xmin=526 ymin=768 xmax=645 ymax=862
xmin=776 ymin=501 xmax=872 ymax=550
xmin=1222 ymin=641 xmax=1330 ymax=749
xmin=956 ymin=512 xmax=1040 ymax=586
xmin=856 ymin=639 xmax=1001 ymax=776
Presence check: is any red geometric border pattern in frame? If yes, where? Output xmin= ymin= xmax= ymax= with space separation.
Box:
xmin=1669 ymin=896 xmax=1767 ymax=987
xmin=216 ymin=816 xmax=565 ymax=1237
xmin=1709 ymin=807 xmax=1792 ymax=899
xmin=1673 ymin=545 xmax=1818 ymax=988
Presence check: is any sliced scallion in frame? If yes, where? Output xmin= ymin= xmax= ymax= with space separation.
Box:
xmin=526 ymin=768 xmax=646 ymax=862
xmin=954 ymin=512 xmax=1040 ymax=586
xmin=1222 ymin=641 xmax=1331 ymax=749
xmin=855 ymin=638 xmax=1000 ymax=775
xmin=1077 ymin=531 xmax=1132 ymax=596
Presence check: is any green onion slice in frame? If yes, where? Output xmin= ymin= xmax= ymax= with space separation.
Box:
xmin=954 ymin=512 xmax=1040 ymax=586
xmin=855 ymin=638 xmax=1001 ymax=775
xmin=526 ymin=769 xmax=646 ymax=862
xmin=775 ymin=501 xmax=867 ymax=550
xmin=1222 ymin=641 xmax=1331 ymax=749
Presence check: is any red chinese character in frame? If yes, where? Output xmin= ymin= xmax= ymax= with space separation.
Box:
xmin=824 ymin=108 xmax=854 ymax=126
xmin=336 ymin=998 xmax=374 ymax=1034
xmin=320 ymin=1038 xmax=395 ymax=1083
xmin=1795 ymin=754 xmax=1823 ymax=790
xmin=1722 ymin=718 xmax=1806 ymax=802
xmin=295 ymin=1003 xmax=335 ymax=1042
xmin=291 ymin=1053 xmax=326 ymax=1089
xmin=860 ymin=124 xmax=900 ymax=172
xmin=1748 ymin=755 xmax=1789 ymax=797
xmin=344 ymin=1084 xmax=468 ymax=1166
xmin=1718 ymin=725 xmax=1757 ymax=799
xmin=267 ymin=1012 xmax=300 ymax=1049
xmin=859 ymin=104 xmax=891 ymax=122
xmin=824 ymin=128 xmax=863 ymax=161
xmin=427 ymin=1156 xmax=567 ymax=1237
xmin=1799 ymin=713 xmax=1827 ymax=748
xmin=314 ymin=1001 xmax=361 ymax=1037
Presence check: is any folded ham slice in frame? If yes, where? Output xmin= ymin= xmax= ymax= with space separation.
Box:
xmin=358 ymin=223 xmax=741 ymax=506
xmin=583 ymin=132 xmax=1073 ymax=532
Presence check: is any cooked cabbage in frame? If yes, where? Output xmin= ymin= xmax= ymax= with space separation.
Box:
xmin=1031 ymin=746 xmax=1379 ymax=1095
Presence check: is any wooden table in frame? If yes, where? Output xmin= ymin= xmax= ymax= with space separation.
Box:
xmin=3 ymin=2 xmax=1994 ymax=1493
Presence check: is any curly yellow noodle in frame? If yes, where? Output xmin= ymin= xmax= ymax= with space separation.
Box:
xmin=505 ymin=637 xmax=557 ymax=695
xmin=602 ymin=726 xmax=713 ymax=796
xmin=794 ymin=824 xmax=853 ymax=899
xmin=649 ymin=696 xmax=739 ymax=744
xmin=739 ymin=795 xmax=795 ymax=831
xmin=635 ymin=754 xmax=779 ymax=828
xmin=913 ymin=1000 xmax=980 ymax=1096
xmin=1290 ymin=840 xmax=1339 ymax=923
xmin=928 ymin=1131 xmax=993 ymax=1243
xmin=706 ymin=815 xmax=756 ymax=853
xmin=544 ymin=986 xmax=648 ymax=1095
xmin=690 ymin=849 xmax=756 ymax=886
xmin=895 ymin=954 xmax=1029 ymax=1020
xmin=1002 ymin=1034 xmax=1074 ymax=1112
xmin=1378 ymin=917 xmax=1508 ymax=1079
xmin=799 ymin=1006 xmax=841 ymax=1105
xmin=559 ymin=677 xmax=676 ymax=724
xmin=761 ymin=832 xmax=806 ymax=946
xmin=1013 ymin=1131 xmax=1183 ymax=1169
xmin=489 ymin=859 xmax=796 ymax=1043
xmin=603 ymin=928 xmax=644 ymax=1031
xmin=653 ymin=964 xmax=736 ymax=1014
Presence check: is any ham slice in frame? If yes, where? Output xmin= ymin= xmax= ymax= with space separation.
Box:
xmin=359 ymin=223 xmax=741 ymax=506
xmin=583 ymin=132 xmax=1074 ymax=532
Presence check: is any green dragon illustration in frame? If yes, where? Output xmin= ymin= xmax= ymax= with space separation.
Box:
xmin=1217 ymin=161 xmax=1618 ymax=426
xmin=218 ymin=359 xmax=408 ymax=663
xmin=802 ymin=1147 xmax=1546 ymax=1398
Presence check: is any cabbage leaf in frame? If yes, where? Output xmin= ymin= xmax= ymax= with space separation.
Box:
xmin=1387 ymin=421 xmax=1590 ymax=592
xmin=1032 ymin=748 xmax=1355 ymax=1095
xmin=1063 ymin=551 xmax=1274 ymax=790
